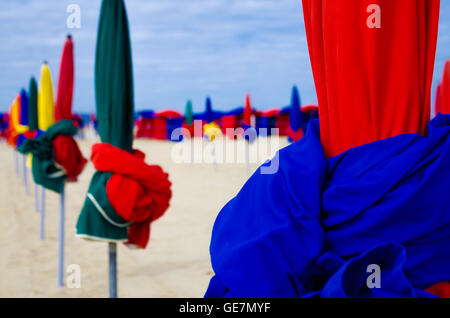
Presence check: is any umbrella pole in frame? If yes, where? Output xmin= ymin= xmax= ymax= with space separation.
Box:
xmin=40 ymin=186 xmax=45 ymax=240
xmin=22 ymin=154 xmax=29 ymax=195
xmin=34 ymin=182 xmax=39 ymax=213
xmin=109 ymin=242 xmax=117 ymax=298
xmin=58 ymin=186 xmax=65 ymax=287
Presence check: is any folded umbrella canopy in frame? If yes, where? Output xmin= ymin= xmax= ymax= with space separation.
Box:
xmin=19 ymin=89 xmax=29 ymax=128
xmin=76 ymin=0 xmax=171 ymax=250
xmin=205 ymin=97 xmax=213 ymax=124
xmin=303 ymin=0 xmax=439 ymax=157
xmin=436 ymin=59 xmax=450 ymax=115
xmin=435 ymin=84 xmax=442 ymax=116
xmin=28 ymin=77 xmax=39 ymax=132
xmin=205 ymin=0 xmax=450 ymax=298
xmin=53 ymin=35 xmax=86 ymax=181
xmin=185 ymin=100 xmax=193 ymax=127
xmin=9 ymin=95 xmax=29 ymax=146
xmin=38 ymin=62 xmax=55 ymax=131
xmin=17 ymin=89 xmax=30 ymax=148
xmin=288 ymin=86 xmax=303 ymax=142
xmin=243 ymin=93 xmax=252 ymax=128
xmin=182 ymin=100 xmax=195 ymax=139
xmin=55 ymin=35 xmax=75 ymax=122
xmin=76 ymin=0 xmax=171 ymax=298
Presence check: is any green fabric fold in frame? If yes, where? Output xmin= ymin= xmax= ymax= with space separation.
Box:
xmin=76 ymin=171 xmax=129 ymax=242
xmin=18 ymin=120 xmax=78 ymax=193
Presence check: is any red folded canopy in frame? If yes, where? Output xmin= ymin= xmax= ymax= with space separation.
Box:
xmin=437 ymin=60 xmax=450 ymax=115
xmin=55 ymin=35 xmax=75 ymax=122
xmin=302 ymin=0 xmax=440 ymax=157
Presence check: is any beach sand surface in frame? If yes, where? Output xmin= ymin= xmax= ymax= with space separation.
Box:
xmin=0 ymin=135 xmax=288 ymax=298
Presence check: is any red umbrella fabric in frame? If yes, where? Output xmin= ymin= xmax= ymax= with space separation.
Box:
xmin=53 ymin=35 xmax=86 ymax=181
xmin=302 ymin=0 xmax=440 ymax=157
xmin=243 ymin=94 xmax=252 ymax=126
xmin=435 ymin=84 xmax=442 ymax=116
xmin=55 ymin=35 xmax=75 ymax=122
xmin=438 ymin=60 xmax=450 ymax=115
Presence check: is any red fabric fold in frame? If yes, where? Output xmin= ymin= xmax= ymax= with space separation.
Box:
xmin=52 ymin=136 xmax=87 ymax=182
xmin=439 ymin=60 xmax=450 ymax=115
xmin=91 ymin=143 xmax=172 ymax=249
xmin=55 ymin=36 xmax=75 ymax=122
xmin=302 ymin=0 xmax=440 ymax=157
xmin=426 ymin=282 xmax=450 ymax=298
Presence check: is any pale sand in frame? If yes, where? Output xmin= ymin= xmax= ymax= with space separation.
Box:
xmin=0 ymin=135 xmax=288 ymax=298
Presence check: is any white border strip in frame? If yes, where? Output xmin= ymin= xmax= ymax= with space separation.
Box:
xmin=87 ymin=193 xmax=132 ymax=228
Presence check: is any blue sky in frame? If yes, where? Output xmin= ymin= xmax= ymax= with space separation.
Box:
xmin=1 ymin=0 xmax=450 ymax=114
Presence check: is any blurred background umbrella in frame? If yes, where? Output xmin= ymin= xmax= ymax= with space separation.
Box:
xmin=29 ymin=77 xmax=40 ymax=213
xmin=438 ymin=59 xmax=450 ymax=115
xmin=38 ymin=62 xmax=55 ymax=131
xmin=288 ymin=86 xmax=303 ymax=142
xmin=243 ymin=93 xmax=252 ymax=127
xmin=185 ymin=100 xmax=193 ymax=126
xmin=19 ymin=89 xmax=29 ymax=129
xmin=19 ymin=89 xmax=29 ymax=195
xmin=37 ymin=61 xmax=55 ymax=241
xmin=205 ymin=96 xmax=213 ymax=124
xmin=28 ymin=77 xmax=39 ymax=131
xmin=55 ymin=35 xmax=74 ymax=122
xmin=54 ymin=34 xmax=75 ymax=288
xmin=185 ymin=100 xmax=194 ymax=159
xmin=243 ymin=93 xmax=253 ymax=175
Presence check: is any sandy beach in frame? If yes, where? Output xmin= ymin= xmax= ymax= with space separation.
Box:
xmin=0 ymin=136 xmax=288 ymax=298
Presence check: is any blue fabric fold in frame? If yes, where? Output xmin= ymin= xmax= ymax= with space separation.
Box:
xmin=205 ymin=114 xmax=450 ymax=298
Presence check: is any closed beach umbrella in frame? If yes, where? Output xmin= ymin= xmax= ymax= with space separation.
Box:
xmin=19 ymin=89 xmax=29 ymax=127
xmin=76 ymin=0 xmax=171 ymax=298
xmin=11 ymin=95 xmax=28 ymax=136
xmin=438 ymin=59 xmax=450 ymax=115
xmin=289 ymin=86 xmax=301 ymax=133
xmin=53 ymin=34 xmax=86 ymax=287
xmin=55 ymin=35 xmax=75 ymax=122
xmin=185 ymin=100 xmax=193 ymax=126
xmin=28 ymin=77 xmax=39 ymax=213
xmin=243 ymin=94 xmax=252 ymax=127
xmin=435 ymin=84 xmax=442 ymax=116
xmin=38 ymin=62 xmax=55 ymax=131
xmin=205 ymin=97 xmax=213 ymax=123
xmin=28 ymin=77 xmax=39 ymax=131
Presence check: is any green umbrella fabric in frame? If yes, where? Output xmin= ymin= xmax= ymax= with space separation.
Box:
xmin=185 ymin=100 xmax=193 ymax=126
xmin=28 ymin=77 xmax=39 ymax=131
xmin=18 ymin=120 xmax=77 ymax=193
xmin=77 ymin=0 xmax=135 ymax=242
xmin=95 ymin=0 xmax=134 ymax=153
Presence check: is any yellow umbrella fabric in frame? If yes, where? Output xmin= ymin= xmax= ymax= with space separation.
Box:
xmin=11 ymin=95 xmax=29 ymax=134
xmin=203 ymin=122 xmax=222 ymax=141
xmin=38 ymin=63 xmax=55 ymax=131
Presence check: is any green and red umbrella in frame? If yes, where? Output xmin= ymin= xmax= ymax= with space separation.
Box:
xmin=76 ymin=0 xmax=172 ymax=298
